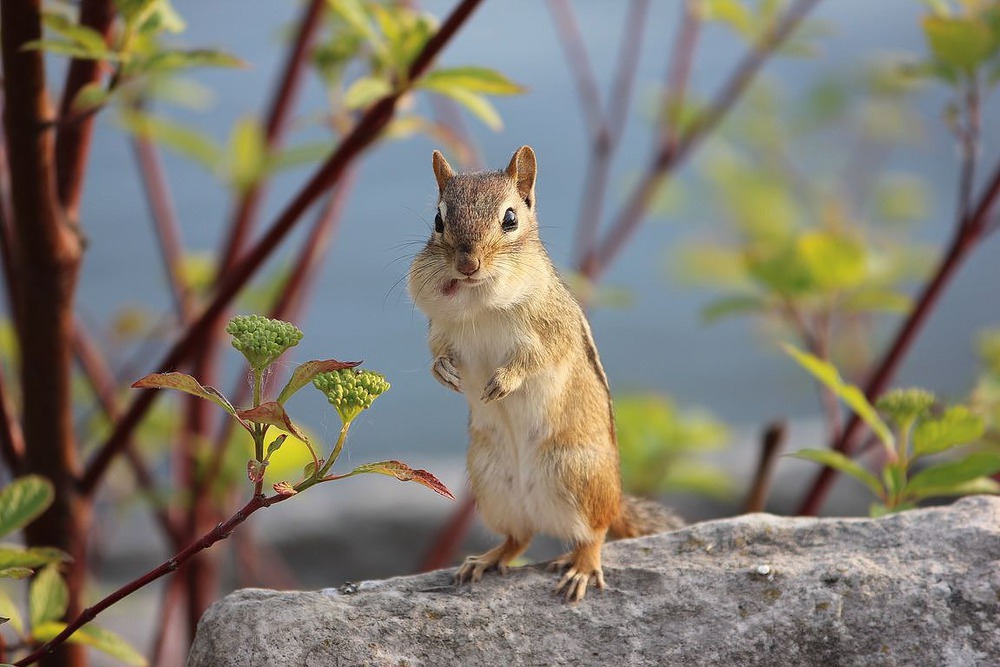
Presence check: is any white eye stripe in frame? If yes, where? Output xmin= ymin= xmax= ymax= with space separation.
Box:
xmin=438 ymin=202 xmax=448 ymax=219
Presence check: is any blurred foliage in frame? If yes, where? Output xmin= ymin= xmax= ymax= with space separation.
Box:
xmin=786 ymin=346 xmax=999 ymax=516
xmin=615 ymin=394 xmax=733 ymax=500
xmin=674 ymin=63 xmax=935 ymax=374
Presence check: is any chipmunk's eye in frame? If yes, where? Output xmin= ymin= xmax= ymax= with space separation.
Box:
xmin=501 ymin=208 xmax=517 ymax=233
xmin=434 ymin=212 xmax=444 ymax=234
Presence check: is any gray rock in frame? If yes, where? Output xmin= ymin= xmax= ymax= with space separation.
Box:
xmin=187 ymin=496 xmax=1000 ymax=667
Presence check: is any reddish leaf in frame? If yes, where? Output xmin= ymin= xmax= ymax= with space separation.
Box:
xmin=247 ymin=459 xmax=266 ymax=483
xmin=133 ymin=372 xmax=248 ymax=430
xmin=349 ymin=460 xmax=455 ymax=500
xmin=276 ymin=359 xmax=361 ymax=404
xmin=272 ymin=481 xmax=297 ymax=496
xmin=237 ymin=402 xmax=307 ymax=441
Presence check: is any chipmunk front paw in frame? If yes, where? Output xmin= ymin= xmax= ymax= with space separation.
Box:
xmin=432 ymin=356 xmax=462 ymax=393
xmin=482 ymin=367 xmax=522 ymax=403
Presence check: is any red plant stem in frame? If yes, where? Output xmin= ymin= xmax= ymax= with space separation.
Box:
xmin=131 ymin=131 xmax=193 ymax=321
xmin=418 ymin=494 xmax=476 ymax=572
xmin=545 ymin=0 xmax=607 ymax=143
xmin=71 ymin=320 xmax=185 ymax=546
xmin=148 ymin=574 xmax=185 ymax=667
xmin=216 ymin=0 xmax=327 ymax=274
xmin=13 ymin=492 xmax=292 ymax=667
xmin=0 ymin=133 xmax=21 ymax=330
xmin=0 ymin=365 xmax=25 ymax=473
xmin=796 ymin=157 xmax=1000 ymax=515
xmin=580 ymin=0 xmax=823 ymax=281
xmin=79 ymin=0 xmax=485 ymax=497
xmin=658 ymin=0 xmax=700 ymax=151
xmin=54 ymin=0 xmax=115 ymax=221
xmin=743 ymin=421 xmax=786 ymax=513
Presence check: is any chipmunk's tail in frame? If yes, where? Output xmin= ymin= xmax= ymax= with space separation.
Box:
xmin=608 ymin=495 xmax=685 ymax=539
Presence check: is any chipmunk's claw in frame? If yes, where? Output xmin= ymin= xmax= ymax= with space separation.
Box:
xmin=432 ymin=356 xmax=462 ymax=393
xmin=550 ymin=553 xmax=605 ymax=602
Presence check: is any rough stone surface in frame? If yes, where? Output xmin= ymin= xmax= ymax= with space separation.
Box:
xmin=187 ymin=496 xmax=1000 ymax=667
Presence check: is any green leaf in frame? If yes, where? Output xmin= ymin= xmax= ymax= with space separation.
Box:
xmin=226 ymin=116 xmax=266 ymax=191
xmin=131 ymin=372 xmax=247 ymax=430
xmin=34 ymin=622 xmax=148 ymax=666
xmin=118 ymin=111 xmax=221 ymax=169
xmin=30 ymin=564 xmax=68 ymax=628
xmin=789 ymin=449 xmax=883 ymax=498
xmin=327 ymin=0 xmax=381 ymax=47
xmin=42 ymin=12 xmax=108 ymax=54
xmin=0 ymin=546 xmax=68 ymax=571
xmin=419 ymin=67 xmax=524 ymax=96
xmin=922 ymin=15 xmax=1000 ymax=70
xmin=427 ymin=86 xmax=503 ymax=131
xmin=700 ymin=294 xmax=766 ymax=324
xmin=913 ymin=406 xmax=985 ymax=457
xmin=276 ymin=359 xmax=361 ymax=404
xmin=0 ymin=476 xmax=54 ymax=539
xmin=343 ymin=76 xmax=394 ymax=110
xmin=21 ymin=40 xmax=122 ymax=62
xmin=0 ymin=587 xmax=24 ymax=635
xmin=348 ymin=460 xmax=455 ymax=500
xmin=71 ymin=82 xmax=111 ymax=113
xmin=269 ymin=142 xmax=335 ymax=173
xmin=782 ymin=345 xmax=895 ymax=452
xmin=265 ymin=434 xmax=287 ymax=459
xmin=907 ymin=452 xmax=1000 ymax=495
xmin=841 ymin=289 xmax=912 ymax=315
xmin=797 ymin=230 xmax=867 ymax=291
xmin=0 ymin=568 xmax=34 ymax=580
xmin=701 ymin=0 xmax=754 ymax=37
xmin=142 ymin=48 xmax=246 ymax=73
xmin=906 ymin=475 xmax=1000 ymax=502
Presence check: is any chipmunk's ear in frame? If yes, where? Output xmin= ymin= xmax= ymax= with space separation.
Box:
xmin=431 ymin=150 xmax=454 ymax=194
xmin=505 ymin=145 xmax=536 ymax=208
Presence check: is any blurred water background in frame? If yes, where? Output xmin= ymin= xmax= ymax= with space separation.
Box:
xmin=75 ymin=0 xmax=999 ymax=470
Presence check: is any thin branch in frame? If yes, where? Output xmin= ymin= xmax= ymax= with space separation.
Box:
xmin=0 ymin=365 xmax=25 ymax=473
xmin=545 ymin=0 xmax=608 ymax=144
xmin=418 ymin=494 xmax=476 ymax=572
xmin=54 ymin=0 xmax=116 ymax=222
xmin=658 ymin=0 xmax=701 ymax=151
xmin=148 ymin=574 xmax=185 ymax=667
xmin=580 ymin=0 xmax=823 ymax=280
xmin=216 ymin=0 xmax=327 ymax=275
xmin=796 ymin=154 xmax=1000 ymax=515
xmin=957 ymin=75 xmax=980 ymax=230
xmin=13 ymin=491 xmax=293 ymax=667
xmin=79 ymin=0 xmax=486 ymax=496
xmin=0 ymin=130 xmax=21 ymax=330
xmin=131 ymin=128 xmax=193 ymax=321
xmin=743 ymin=420 xmax=786 ymax=513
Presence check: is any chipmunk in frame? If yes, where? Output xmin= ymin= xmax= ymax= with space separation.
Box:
xmin=408 ymin=145 xmax=682 ymax=601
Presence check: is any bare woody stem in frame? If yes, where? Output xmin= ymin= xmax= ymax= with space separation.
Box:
xmin=579 ymin=0 xmax=823 ymax=281
xmin=796 ymin=155 xmax=1000 ymax=515
xmin=13 ymin=492 xmax=292 ymax=667
xmin=78 ymin=0 xmax=486 ymax=496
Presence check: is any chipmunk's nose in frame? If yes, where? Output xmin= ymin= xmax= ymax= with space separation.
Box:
xmin=456 ymin=247 xmax=480 ymax=276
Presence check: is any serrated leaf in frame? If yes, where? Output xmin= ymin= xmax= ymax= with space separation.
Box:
xmin=247 ymin=459 xmax=266 ymax=484
xmin=237 ymin=402 xmax=306 ymax=441
xmin=34 ymin=621 xmax=148 ymax=666
xmin=783 ymin=345 xmax=895 ymax=452
xmin=427 ymin=86 xmax=502 ymax=131
xmin=923 ymin=15 xmax=1000 ymax=70
xmin=349 ymin=460 xmax=455 ymax=499
xmin=0 ymin=476 xmax=54 ymax=539
xmin=118 ymin=111 xmax=221 ymax=169
xmin=276 ymin=359 xmax=361 ymax=404
xmin=272 ymin=481 xmax=297 ymax=496
xmin=0 ymin=546 xmax=69 ymax=570
xmin=907 ymin=452 xmax=1000 ymax=495
xmin=789 ymin=449 xmax=883 ymax=498
xmin=420 ymin=67 xmax=524 ymax=96
xmin=132 ymin=372 xmax=247 ymax=429
xmin=0 ymin=587 xmax=23 ymax=636
xmin=913 ymin=406 xmax=985 ymax=458
xmin=700 ymin=294 xmax=766 ymax=324
xmin=343 ymin=76 xmax=393 ymax=110
xmin=30 ymin=564 xmax=68 ymax=627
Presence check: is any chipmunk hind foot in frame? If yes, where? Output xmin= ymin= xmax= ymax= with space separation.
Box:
xmin=608 ymin=495 xmax=685 ymax=540
xmin=455 ymin=535 xmax=531 ymax=587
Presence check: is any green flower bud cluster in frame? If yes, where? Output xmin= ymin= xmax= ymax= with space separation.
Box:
xmin=226 ymin=315 xmax=303 ymax=371
xmin=313 ymin=368 xmax=390 ymax=423
xmin=876 ymin=388 xmax=935 ymax=427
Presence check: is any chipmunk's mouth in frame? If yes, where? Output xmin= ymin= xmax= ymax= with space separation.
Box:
xmin=442 ymin=277 xmax=483 ymax=296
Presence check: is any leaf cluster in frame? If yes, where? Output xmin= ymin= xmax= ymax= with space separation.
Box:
xmin=785 ymin=346 xmax=996 ymax=516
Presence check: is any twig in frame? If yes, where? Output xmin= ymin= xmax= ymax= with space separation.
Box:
xmin=131 ymin=127 xmax=193 ymax=321
xmin=0 ymin=131 xmax=21 ymax=331
xmin=418 ymin=494 xmax=477 ymax=572
xmin=743 ymin=421 xmax=786 ymax=513
xmin=659 ymin=0 xmax=701 ymax=151
xmin=147 ymin=574 xmax=185 ymax=667
xmin=0 ymin=365 xmax=25 ymax=472
xmin=796 ymin=155 xmax=1000 ymax=515
xmin=54 ymin=0 xmax=116 ymax=222
xmin=13 ymin=491 xmax=293 ymax=667
xmin=580 ymin=0 xmax=823 ymax=280
xmin=957 ymin=75 xmax=980 ymax=229
xmin=79 ymin=0 xmax=485 ymax=496
xmin=545 ymin=0 xmax=607 ymax=143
